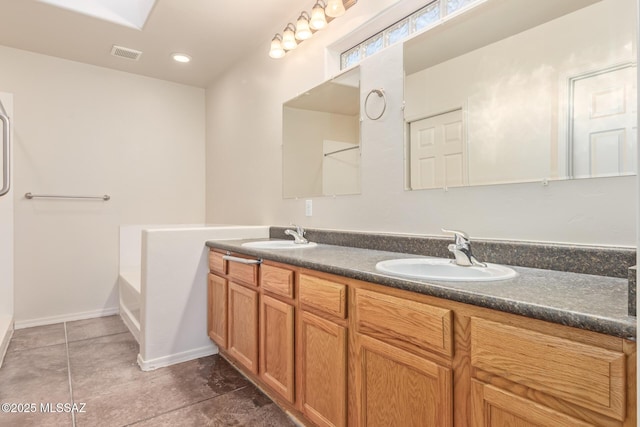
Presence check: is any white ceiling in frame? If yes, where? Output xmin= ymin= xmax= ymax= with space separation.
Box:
xmin=0 ymin=0 xmax=296 ymax=87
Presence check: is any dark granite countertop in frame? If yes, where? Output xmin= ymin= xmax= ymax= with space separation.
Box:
xmin=206 ymin=238 xmax=636 ymax=340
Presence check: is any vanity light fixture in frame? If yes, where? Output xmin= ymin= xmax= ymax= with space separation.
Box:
xmin=269 ymin=0 xmax=354 ymax=59
xmin=295 ymin=12 xmax=313 ymax=40
xmin=325 ymin=0 xmax=345 ymax=18
xmin=171 ymin=53 xmax=191 ymax=63
xmin=282 ymin=23 xmax=298 ymax=50
xmin=309 ymin=1 xmax=328 ymax=30
xmin=269 ymin=34 xmax=286 ymax=58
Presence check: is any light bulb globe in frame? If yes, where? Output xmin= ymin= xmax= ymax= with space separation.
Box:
xmin=296 ymin=15 xmax=312 ymax=40
xmin=269 ymin=35 xmax=285 ymax=59
xmin=325 ymin=0 xmax=345 ymax=17
xmin=310 ymin=4 xmax=327 ymax=30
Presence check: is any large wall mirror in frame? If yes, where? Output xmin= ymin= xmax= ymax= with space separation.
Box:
xmin=283 ymin=67 xmax=361 ymax=198
xmin=404 ymin=0 xmax=637 ymax=190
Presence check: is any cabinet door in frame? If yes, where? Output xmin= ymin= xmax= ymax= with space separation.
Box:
xmin=228 ymin=281 xmax=259 ymax=374
xmin=471 ymin=380 xmax=594 ymax=427
xmin=207 ymin=274 xmax=228 ymax=348
xmin=260 ymin=295 xmax=295 ymax=403
xmin=355 ymin=334 xmax=452 ymax=427
xmin=471 ymin=317 xmax=626 ymax=421
xmin=299 ymin=310 xmax=347 ymax=427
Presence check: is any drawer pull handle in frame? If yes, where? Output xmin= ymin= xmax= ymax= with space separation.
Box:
xmin=223 ymin=255 xmax=262 ymax=265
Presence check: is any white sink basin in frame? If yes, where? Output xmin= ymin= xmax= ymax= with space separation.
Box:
xmin=375 ymin=258 xmax=517 ymax=282
xmin=241 ymin=240 xmax=318 ymax=250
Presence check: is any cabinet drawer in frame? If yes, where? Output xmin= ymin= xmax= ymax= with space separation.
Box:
xmin=354 ymin=289 xmax=453 ymax=359
xmin=299 ymin=274 xmax=347 ymax=319
xmin=208 ymin=250 xmax=226 ymax=274
xmin=470 ymin=317 xmax=626 ymax=421
xmin=261 ymin=264 xmax=294 ymax=299
xmin=226 ymin=255 xmax=259 ymax=287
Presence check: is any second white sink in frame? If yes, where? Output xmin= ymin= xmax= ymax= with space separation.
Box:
xmin=375 ymin=257 xmax=517 ymax=282
xmin=242 ymin=240 xmax=318 ymax=250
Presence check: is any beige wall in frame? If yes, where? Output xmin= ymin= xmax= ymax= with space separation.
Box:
xmin=0 ymin=46 xmax=205 ymax=325
xmin=205 ymin=0 xmax=637 ymax=247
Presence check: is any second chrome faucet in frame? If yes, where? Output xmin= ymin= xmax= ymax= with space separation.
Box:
xmin=285 ymin=224 xmax=309 ymax=244
xmin=442 ymin=229 xmax=487 ymax=267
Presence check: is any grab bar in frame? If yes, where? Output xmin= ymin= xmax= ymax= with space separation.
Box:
xmin=25 ymin=193 xmax=111 ymax=201
xmin=0 ymin=109 xmax=10 ymax=197
xmin=222 ymin=254 xmax=262 ymax=265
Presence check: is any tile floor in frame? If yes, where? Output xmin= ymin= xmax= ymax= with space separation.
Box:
xmin=0 ymin=316 xmax=296 ymax=427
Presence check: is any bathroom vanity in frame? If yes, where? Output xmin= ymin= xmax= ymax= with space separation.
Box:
xmin=205 ymin=235 xmax=636 ymax=427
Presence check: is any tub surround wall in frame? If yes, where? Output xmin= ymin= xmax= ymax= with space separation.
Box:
xmin=120 ymin=225 xmax=270 ymax=371
xmin=270 ymin=227 xmax=635 ymax=278
xmin=0 ymin=321 xmax=11 ymax=369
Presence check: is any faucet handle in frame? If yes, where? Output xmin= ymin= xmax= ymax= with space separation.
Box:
xmin=442 ymin=229 xmax=470 ymax=245
xmin=289 ymin=223 xmax=305 ymax=236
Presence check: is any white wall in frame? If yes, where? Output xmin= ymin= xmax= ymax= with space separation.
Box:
xmin=0 ymin=93 xmax=14 ymax=364
xmin=0 ymin=46 xmax=206 ymax=326
xmin=205 ymin=0 xmax=637 ymax=247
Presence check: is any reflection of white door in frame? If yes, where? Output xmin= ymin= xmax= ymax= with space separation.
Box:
xmin=409 ymin=109 xmax=466 ymax=190
xmin=571 ymin=65 xmax=637 ymax=178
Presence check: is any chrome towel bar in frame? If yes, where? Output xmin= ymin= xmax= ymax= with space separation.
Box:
xmin=222 ymin=254 xmax=262 ymax=265
xmin=25 ymin=192 xmax=110 ymax=201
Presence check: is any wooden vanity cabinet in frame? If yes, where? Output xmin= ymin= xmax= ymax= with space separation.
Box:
xmin=207 ymin=251 xmax=228 ymax=347
xmin=207 ymin=249 xmax=636 ymax=427
xmin=352 ymin=288 xmax=453 ymax=427
xmin=209 ymin=250 xmax=260 ymax=375
xmin=227 ymin=281 xmax=259 ymax=374
xmin=471 ymin=380 xmax=595 ymax=427
xmin=207 ymin=273 xmax=227 ymax=348
xmin=298 ymin=273 xmax=348 ymax=427
xmin=259 ymin=264 xmax=296 ymax=403
xmin=470 ymin=316 xmax=633 ymax=427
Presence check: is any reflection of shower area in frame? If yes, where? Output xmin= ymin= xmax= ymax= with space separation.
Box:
xmin=569 ymin=64 xmax=637 ymax=179
xmin=322 ymin=140 xmax=361 ymax=195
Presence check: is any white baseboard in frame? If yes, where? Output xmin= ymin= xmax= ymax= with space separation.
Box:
xmin=137 ymin=344 xmax=218 ymax=371
xmin=0 ymin=316 xmax=14 ymax=368
xmin=14 ymin=307 xmax=120 ymax=330
xmin=119 ymin=304 xmax=140 ymax=344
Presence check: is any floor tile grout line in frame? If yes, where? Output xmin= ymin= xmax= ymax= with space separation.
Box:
xmin=66 ymin=330 xmax=131 ymax=346
xmin=8 ymin=325 xmax=126 ymax=355
xmin=63 ymin=323 xmax=76 ymax=427
xmin=123 ymin=386 xmax=252 ymax=427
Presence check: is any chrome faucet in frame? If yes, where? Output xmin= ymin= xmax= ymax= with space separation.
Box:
xmin=442 ymin=229 xmax=487 ymax=267
xmin=284 ymin=224 xmax=309 ymax=244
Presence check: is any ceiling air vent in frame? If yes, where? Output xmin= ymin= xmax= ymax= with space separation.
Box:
xmin=110 ymin=45 xmax=142 ymax=61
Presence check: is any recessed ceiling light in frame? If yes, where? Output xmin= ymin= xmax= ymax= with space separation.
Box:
xmin=172 ymin=53 xmax=191 ymax=63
